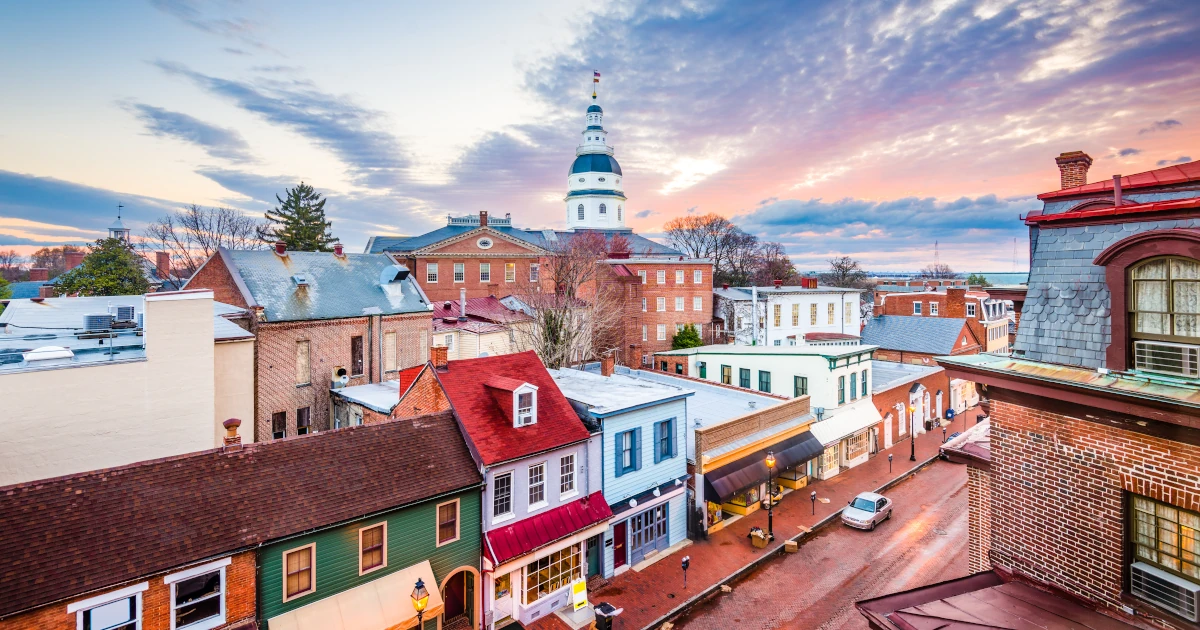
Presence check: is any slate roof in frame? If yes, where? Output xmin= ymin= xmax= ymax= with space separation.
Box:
xmin=365 ymin=225 xmax=680 ymax=257
xmin=210 ymin=249 xmax=432 ymax=322
xmin=0 ymin=411 xmax=481 ymax=619
xmin=435 ymin=351 xmax=590 ymax=466
xmin=861 ymin=316 xmax=970 ymax=355
xmin=1037 ymin=159 xmax=1200 ymax=200
xmin=5 ymin=281 xmax=46 ymax=299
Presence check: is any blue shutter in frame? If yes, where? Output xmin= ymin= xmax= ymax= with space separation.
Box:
xmin=614 ymin=432 xmax=625 ymax=477
xmin=668 ymin=418 xmax=677 ymax=458
xmin=653 ymin=422 xmax=663 ymax=464
xmin=633 ymin=427 xmax=642 ymax=471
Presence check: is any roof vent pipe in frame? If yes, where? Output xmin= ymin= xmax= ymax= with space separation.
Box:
xmin=1113 ymin=174 xmax=1122 ymax=207
xmin=459 ymin=288 xmax=468 ymax=322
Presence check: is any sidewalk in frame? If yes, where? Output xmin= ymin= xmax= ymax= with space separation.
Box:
xmin=583 ymin=407 xmax=985 ymax=630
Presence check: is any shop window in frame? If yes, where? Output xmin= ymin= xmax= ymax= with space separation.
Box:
xmin=524 ymin=546 xmax=581 ymax=605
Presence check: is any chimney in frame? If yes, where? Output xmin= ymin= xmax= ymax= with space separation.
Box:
xmin=459 ymin=288 xmax=468 ymax=322
xmin=479 ymin=211 xmax=488 ymax=227
xmin=1055 ymin=151 xmax=1093 ymax=189
xmin=274 ymin=241 xmax=287 ymax=256
xmin=222 ymin=418 xmax=242 ymax=452
xmin=945 ymin=287 xmax=966 ymax=318
xmin=722 ymin=283 xmax=730 ymax=290
xmin=1112 ymin=174 xmax=1123 ymax=207
xmin=29 ymin=268 xmax=49 ymax=282
xmin=601 ymin=353 xmax=615 ymax=377
xmin=334 ymin=242 xmax=344 ymax=257
xmin=431 ymin=345 xmax=449 ymax=369
xmin=155 ymin=251 xmax=171 ymax=280
xmin=773 ymin=279 xmax=783 ymax=289
xmin=38 ymin=285 xmax=56 ymax=298
xmin=64 ymin=251 xmax=85 ymax=270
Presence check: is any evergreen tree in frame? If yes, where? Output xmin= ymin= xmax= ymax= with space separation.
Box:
xmin=259 ymin=182 xmax=337 ymax=251
xmin=672 ymin=323 xmax=704 ymax=350
xmin=0 ymin=275 xmax=11 ymax=309
xmin=56 ymin=238 xmax=151 ymax=297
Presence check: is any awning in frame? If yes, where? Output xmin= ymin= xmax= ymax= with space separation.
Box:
xmin=485 ymin=491 xmax=612 ymax=566
xmin=809 ymin=400 xmax=883 ymax=446
xmin=703 ymin=431 xmax=824 ymax=505
xmin=266 ymin=560 xmax=443 ymax=630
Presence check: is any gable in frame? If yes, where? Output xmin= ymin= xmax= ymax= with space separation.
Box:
xmin=393 ymin=365 xmax=450 ymax=419
xmin=419 ymin=228 xmax=543 ymax=256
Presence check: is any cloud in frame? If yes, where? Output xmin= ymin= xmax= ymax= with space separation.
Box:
xmin=150 ymin=0 xmax=273 ymax=52
xmin=1139 ymin=119 xmax=1183 ymax=134
xmin=222 ymin=47 xmax=249 ymax=56
xmin=0 ymin=170 xmax=182 ymax=239
xmin=634 ymin=209 xmax=657 ymax=218
xmin=1156 ymin=156 xmax=1192 ymax=166
xmin=1118 ymin=148 xmax=1141 ymax=157
xmin=123 ymin=102 xmax=255 ymax=162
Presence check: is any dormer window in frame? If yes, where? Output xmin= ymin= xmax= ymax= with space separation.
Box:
xmin=516 ymin=390 xmax=536 ymax=426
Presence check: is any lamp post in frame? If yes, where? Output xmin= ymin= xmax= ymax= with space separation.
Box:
xmin=412 ymin=578 xmax=429 ymax=630
xmin=810 ymin=490 xmax=817 ymax=515
xmin=888 ymin=453 xmax=893 ymax=473
xmin=908 ymin=405 xmax=917 ymax=462
xmin=765 ymin=451 xmax=776 ymax=541
xmin=942 ymin=426 xmax=947 ymax=443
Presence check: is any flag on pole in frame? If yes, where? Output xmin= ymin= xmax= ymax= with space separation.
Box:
xmin=593 ymin=70 xmax=600 ymax=83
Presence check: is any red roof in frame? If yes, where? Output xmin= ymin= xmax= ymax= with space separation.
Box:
xmin=609 ymin=264 xmax=635 ymax=277
xmin=432 ymin=296 xmax=528 ymax=323
xmin=1026 ymin=196 xmax=1200 ymax=225
xmin=398 ymin=364 xmax=425 ymax=395
xmin=804 ymin=332 xmax=860 ymax=341
xmin=484 ymin=491 xmax=612 ymax=565
xmin=1037 ymin=159 xmax=1200 ymax=200
xmin=436 ymin=351 xmax=591 ymax=466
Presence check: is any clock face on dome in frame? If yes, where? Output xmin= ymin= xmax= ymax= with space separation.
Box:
xmin=598 ymin=177 xmax=605 ymax=182
xmin=578 ymin=178 xmax=585 ymax=182
xmin=477 ymin=237 xmax=494 ymax=250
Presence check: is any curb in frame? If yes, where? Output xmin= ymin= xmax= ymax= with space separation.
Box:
xmin=640 ymin=453 xmax=943 ymax=630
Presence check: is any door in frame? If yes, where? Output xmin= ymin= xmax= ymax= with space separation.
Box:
xmin=586 ymin=535 xmax=601 ymax=577
xmin=629 ymin=505 xmax=668 ymax=565
xmin=445 ymin=570 xmax=466 ymax=620
xmin=613 ymin=521 xmax=627 ymax=569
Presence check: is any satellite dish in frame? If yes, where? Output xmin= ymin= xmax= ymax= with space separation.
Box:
xmin=338 ymin=374 xmax=350 ymax=385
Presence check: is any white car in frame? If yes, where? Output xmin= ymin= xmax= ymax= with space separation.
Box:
xmin=841 ymin=491 xmax=893 ymax=531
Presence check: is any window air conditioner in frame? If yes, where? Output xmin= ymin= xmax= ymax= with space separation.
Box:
xmin=1131 ymin=562 xmax=1200 ymax=622
xmin=1133 ymin=341 xmax=1200 ymax=378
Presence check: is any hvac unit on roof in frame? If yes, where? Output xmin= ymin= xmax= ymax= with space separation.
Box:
xmin=83 ymin=314 xmax=114 ymax=332
xmin=114 ymin=305 xmax=136 ymax=322
xmin=1134 ymin=340 xmax=1199 ymax=378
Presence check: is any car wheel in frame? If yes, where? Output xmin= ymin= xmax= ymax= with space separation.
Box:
xmin=869 ymin=520 xmax=876 ymax=531
xmin=886 ymin=509 xmax=892 ymax=521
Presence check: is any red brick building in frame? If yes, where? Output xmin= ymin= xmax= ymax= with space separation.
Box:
xmin=596 ymin=255 xmax=715 ymax=366
xmin=185 ymin=245 xmax=434 ymax=440
xmin=862 ymin=315 xmax=981 ymax=366
xmin=868 ymin=360 xmax=951 ymax=449
xmin=874 ymin=287 xmax=1012 ymax=354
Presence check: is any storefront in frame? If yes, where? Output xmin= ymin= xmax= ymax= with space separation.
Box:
xmin=602 ymin=477 xmax=688 ymax=577
xmin=949 ymin=378 xmax=979 ymax=414
xmin=810 ymin=400 xmax=884 ymax=480
xmin=700 ymin=430 xmax=825 ymax=532
xmin=265 ymin=560 xmax=445 ymax=630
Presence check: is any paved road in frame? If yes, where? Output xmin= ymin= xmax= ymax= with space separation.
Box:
xmin=672 ymin=460 xmax=969 ymax=630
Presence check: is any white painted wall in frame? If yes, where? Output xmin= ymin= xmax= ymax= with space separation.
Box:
xmin=715 ymin=289 xmax=864 ymax=346
xmin=482 ymin=436 xmax=602 ymax=532
xmin=675 ymin=348 xmax=874 ymax=410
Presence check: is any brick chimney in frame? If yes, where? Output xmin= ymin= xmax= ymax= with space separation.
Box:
xmin=600 ymin=353 xmax=615 ymax=377
xmin=1055 ymin=151 xmax=1092 ymax=189
xmin=945 ymin=288 xmax=966 ymax=318
xmin=64 ymin=251 xmax=85 ymax=270
xmin=222 ymin=418 xmax=242 ymax=452
xmin=29 ymin=268 xmax=49 ymax=282
xmin=155 ymin=251 xmax=171 ymax=280
xmin=479 ymin=211 xmax=488 ymax=227
xmin=773 ymin=279 xmax=783 ymax=289
xmin=431 ymin=345 xmax=449 ymax=369
xmin=334 ymin=242 xmax=345 ymax=257
xmin=38 ymin=285 xmax=56 ymax=298
xmin=274 ymin=241 xmax=287 ymax=256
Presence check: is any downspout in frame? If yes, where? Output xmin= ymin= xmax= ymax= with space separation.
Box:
xmin=751 ymin=286 xmax=758 ymax=345
xmin=367 ymin=315 xmax=375 ymax=383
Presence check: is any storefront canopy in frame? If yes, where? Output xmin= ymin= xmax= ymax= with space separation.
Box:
xmin=266 ymin=560 xmax=444 ymax=630
xmin=809 ymin=400 xmax=883 ymax=447
xmin=703 ymin=431 xmax=824 ymax=505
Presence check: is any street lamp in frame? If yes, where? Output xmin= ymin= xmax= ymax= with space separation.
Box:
xmin=764 ymin=451 xmax=776 ymax=541
xmin=942 ymin=426 xmax=947 ymax=443
xmin=810 ymin=490 xmax=817 ymax=515
xmin=908 ymin=405 xmax=917 ymax=462
xmin=412 ymin=578 xmax=429 ymax=630
xmin=888 ymin=453 xmax=893 ymax=473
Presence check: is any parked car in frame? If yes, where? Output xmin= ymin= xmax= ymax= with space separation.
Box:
xmin=841 ymin=491 xmax=893 ymax=530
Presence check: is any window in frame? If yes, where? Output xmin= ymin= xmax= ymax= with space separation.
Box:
xmin=774 ymin=304 xmax=782 ymax=327
xmin=296 ymin=407 xmax=310 ymax=435
xmin=637 ymin=297 xmax=644 ymax=313
xmin=720 ymin=364 xmax=732 ymax=385
xmin=698 ymin=361 xmax=707 ymax=378
xmin=675 ymin=297 xmax=684 ymax=311
xmin=792 ymin=304 xmax=800 ymax=326
xmin=642 ymin=325 xmax=647 ymax=342
xmin=838 ymin=376 xmax=846 ymax=404
xmin=72 ymin=583 xmax=146 ymax=630
xmin=967 ymin=302 xmax=976 ymax=317
xmin=618 ymin=206 xmax=623 ymax=221
xmin=660 ymin=361 xmax=668 ymax=371
xmin=530 ymin=263 xmax=540 ymax=282
xmin=675 ymin=270 xmax=684 ymax=284
xmin=166 ymin=559 xmax=229 ymax=630
xmin=295 ymin=340 xmax=310 ymax=385
xmin=578 ymin=204 xmax=585 ymax=220
xmin=827 ymin=303 xmax=835 ymax=324
xmin=794 ymin=376 xmax=808 ymax=397
xmin=616 ymin=428 xmax=641 ymax=476
xmin=525 ymin=545 xmax=581 ymax=604
xmin=426 ymin=263 xmax=438 ymax=283
xmin=599 ymin=203 xmax=607 ymax=215
xmin=694 ymin=296 xmax=703 ymax=311
xmin=560 ymin=454 xmax=576 ymax=495
xmin=453 ymin=263 xmax=465 ymax=283
xmin=493 ymin=472 xmax=513 ymax=518
xmin=1130 ymin=494 xmax=1199 ymax=586
xmin=528 ymin=462 xmax=546 ymax=506
xmin=639 ymin=270 xmax=647 ymax=284
xmin=655 ymin=418 xmax=675 ymax=462
xmin=657 ymin=270 xmax=666 ymax=284
xmin=383 ymin=332 xmax=397 ymax=372
xmin=846 ymin=301 xmax=854 ymax=323
xmin=272 ymin=412 xmax=286 ymax=440
xmin=480 ymin=262 xmax=491 ymax=282
xmin=437 ymin=499 xmax=460 ymax=545
xmin=445 ymin=334 xmax=454 ymax=352
xmin=657 ymin=297 xmax=666 ymax=312
xmin=675 ymin=362 xmax=683 ymax=374
xmin=1131 ymin=257 xmax=1200 ymax=342
xmin=657 ymin=324 xmax=666 ymax=340
xmin=494 ymin=573 xmax=511 ymax=601
xmin=505 ymin=263 xmax=516 ymax=283
xmin=359 ymin=523 xmax=386 ymax=574
xmin=350 ymin=335 xmax=364 ymax=376
xmin=850 ymin=373 xmax=857 ymax=400
xmin=739 ymin=368 xmax=751 ymax=389
xmin=861 ymin=369 xmax=868 ymax=397
xmin=675 ymin=324 xmax=684 ymax=334
xmin=758 ymin=371 xmax=771 ymax=393
xmin=810 ymin=303 xmax=818 ymax=325
xmin=517 ymin=391 xmax=534 ymax=426
xmin=283 ymin=544 xmax=315 ymax=601
xmin=694 ymin=269 xmax=702 ymax=284
xmin=913 ymin=302 xmax=923 ymax=315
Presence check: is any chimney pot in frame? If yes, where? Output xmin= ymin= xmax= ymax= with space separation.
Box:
xmin=459 ymin=288 xmax=468 ymax=321
xmin=29 ymin=268 xmax=50 ymax=282
xmin=1054 ymin=151 xmax=1093 ymax=190
xmin=774 ymin=279 xmax=783 ymax=289
xmin=1112 ymin=174 xmax=1123 ymax=207
xmin=479 ymin=211 xmax=488 ymax=227
xmin=722 ymin=283 xmax=730 ymax=290
xmin=274 ymin=241 xmax=287 ymax=256
xmin=222 ymin=418 xmax=242 ymax=451
xmin=64 ymin=251 xmax=86 ymax=271
xmin=334 ymin=242 xmax=344 ymax=257
xmin=155 ymin=251 xmax=171 ymax=280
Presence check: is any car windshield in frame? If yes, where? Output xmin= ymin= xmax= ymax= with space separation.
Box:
xmin=851 ymin=497 xmax=876 ymax=512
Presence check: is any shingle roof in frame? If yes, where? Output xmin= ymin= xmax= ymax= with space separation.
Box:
xmin=5 ymin=281 xmax=46 ymax=299
xmin=366 ymin=225 xmax=681 ymax=257
xmin=1037 ymin=159 xmax=1200 ymax=200
xmin=861 ymin=316 xmax=969 ymax=355
xmin=218 ymin=249 xmax=432 ymax=322
xmin=436 ymin=351 xmax=590 ymax=466
xmin=0 ymin=412 xmax=480 ymax=619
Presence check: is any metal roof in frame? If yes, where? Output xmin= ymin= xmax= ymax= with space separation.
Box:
xmin=6 ymin=281 xmax=47 ymax=299
xmin=656 ymin=342 xmax=877 ymax=360
xmin=570 ymin=153 xmax=623 ymax=175
xmin=870 ymin=359 xmax=943 ymax=394
xmin=714 ymin=285 xmax=865 ymax=300
xmin=861 ymin=316 xmax=969 ymax=355
xmin=1037 ymin=159 xmax=1200 ymax=200
xmin=483 ymin=491 xmax=611 ymax=566
xmin=367 ymin=225 xmax=681 ymax=257
xmin=549 ymin=367 xmax=693 ymax=417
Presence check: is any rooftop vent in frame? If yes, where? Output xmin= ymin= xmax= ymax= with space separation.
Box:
xmin=23 ymin=346 xmax=74 ymax=362
xmin=379 ymin=264 xmax=409 ymax=284
xmin=83 ymin=314 xmax=113 ymax=332
xmin=292 ymin=274 xmax=309 ymax=287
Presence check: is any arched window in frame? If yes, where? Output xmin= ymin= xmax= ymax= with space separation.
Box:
xmin=599 ymin=203 xmax=606 ymax=215
xmin=617 ymin=206 xmax=622 ymax=221
xmin=577 ymin=204 xmax=585 ymax=220
xmin=1130 ymin=257 xmax=1200 ymax=342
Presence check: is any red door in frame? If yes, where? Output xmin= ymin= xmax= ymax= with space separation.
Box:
xmin=613 ymin=521 xmax=627 ymax=569
xmin=444 ymin=571 xmax=465 ymax=619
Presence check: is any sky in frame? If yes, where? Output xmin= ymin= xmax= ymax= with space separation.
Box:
xmin=1 ymin=0 xmax=1198 ymax=272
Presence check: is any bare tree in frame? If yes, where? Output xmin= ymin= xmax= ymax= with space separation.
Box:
xmin=0 ymin=250 xmax=23 ymax=282
xmin=144 ymin=205 xmax=266 ymax=278
xmin=918 ymin=263 xmax=957 ymax=279
xmin=820 ymin=255 xmax=870 ymax=289
xmin=28 ymin=245 xmax=84 ymax=279
xmin=749 ymin=241 xmax=797 ymax=286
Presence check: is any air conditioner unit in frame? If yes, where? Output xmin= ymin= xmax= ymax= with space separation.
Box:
xmin=1134 ymin=341 xmax=1200 ymax=378
xmin=114 ymin=305 xmax=136 ymax=322
xmin=1131 ymin=562 xmax=1199 ymax=622
xmin=83 ymin=314 xmax=114 ymax=332
xmin=331 ymin=367 xmax=349 ymax=388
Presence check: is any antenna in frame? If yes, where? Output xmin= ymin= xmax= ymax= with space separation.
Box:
xmin=1012 ymin=237 xmax=1018 ymax=272
xmin=117 ymin=203 xmax=124 ymax=220
xmin=934 ymin=240 xmax=940 ymax=269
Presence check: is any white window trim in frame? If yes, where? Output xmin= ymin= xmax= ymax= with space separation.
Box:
xmin=967 ymin=303 xmax=977 ymax=317
xmin=675 ymin=270 xmax=684 ymax=284
xmin=657 ymin=324 xmax=667 ymax=341
xmin=559 ymin=453 xmax=577 ymax=500
xmin=480 ymin=263 xmax=491 ymax=283
xmin=913 ymin=302 xmax=922 ymax=315
xmin=68 ymin=581 xmax=149 ymax=614
xmin=436 ymin=498 xmax=461 ymax=547
xmin=165 ymin=558 xmax=229 ymax=630
xmin=281 ymin=543 xmax=317 ymax=603
xmin=528 ymin=462 xmax=548 ymax=511
xmin=656 ymin=270 xmax=666 ymax=284
xmin=426 ymin=263 xmax=438 ymax=283
xmin=357 ymin=521 xmax=388 ymax=576
xmin=164 ymin=557 xmax=232 ymax=585
xmin=657 ymin=297 xmax=666 ymax=312
xmin=514 ymin=383 xmax=538 ymax=427
xmin=694 ymin=296 xmax=702 ymax=311
xmin=453 ymin=263 xmax=465 ymax=283
xmin=930 ymin=302 xmax=939 ymax=316
xmin=505 ymin=263 xmax=516 ymax=283
xmin=693 ymin=269 xmax=702 ymax=284
xmin=493 ymin=471 xmax=515 ymax=520
xmin=675 ymin=297 xmax=684 ymax=312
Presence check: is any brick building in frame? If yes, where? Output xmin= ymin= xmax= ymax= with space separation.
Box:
xmin=857 ymin=155 xmax=1200 ymax=629
xmin=597 ymin=255 xmax=715 ymax=366
xmin=868 ymin=360 xmax=950 ymax=450
xmin=874 ymin=287 xmax=1012 ymax=354
xmin=185 ymin=244 xmax=433 ymax=440
xmin=862 ymin=315 xmax=981 ymax=365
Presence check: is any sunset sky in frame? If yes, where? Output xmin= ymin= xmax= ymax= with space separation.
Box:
xmin=1 ymin=0 xmax=1198 ymax=271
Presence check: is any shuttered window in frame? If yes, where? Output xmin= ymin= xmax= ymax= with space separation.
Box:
xmin=295 ymin=341 xmax=311 ymax=385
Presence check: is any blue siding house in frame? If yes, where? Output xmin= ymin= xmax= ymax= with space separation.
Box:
xmin=551 ymin=364 xmax=692 ymax=577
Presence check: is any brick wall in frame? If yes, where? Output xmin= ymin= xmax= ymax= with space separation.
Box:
xmin=186 ymin=252 xmax=249 ymax=309
xmin=405 ymin=252 xmax=544 ymax=303
xmin=869 ymin=368 xmax=951 ymax=445
xmin=989 ymin=391 xmax=1200 ymax=628
xmin=600 ymin=261 xmax=714 ymax=366
xmin=392 ymin=367 xmax=451 ymax=419
xmin=695 ymin=396 xmax=811 ymax=458
xmin=967 ymin=465 xmax=992 ymax=574
xmin=0 ymin=551 xmax=255 ymax=630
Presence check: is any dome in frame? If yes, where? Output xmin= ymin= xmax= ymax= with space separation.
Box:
xmin=587 ymin=104 xmax=603 ymax=113
xmin=570 ymin=153 xmax=623 ymax=176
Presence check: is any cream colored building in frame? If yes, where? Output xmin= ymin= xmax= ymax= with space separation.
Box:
xmin=0 ymin=290 xmax=254 ymax=485
xmin=430 ymin=294 xmax=534 ymax=360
